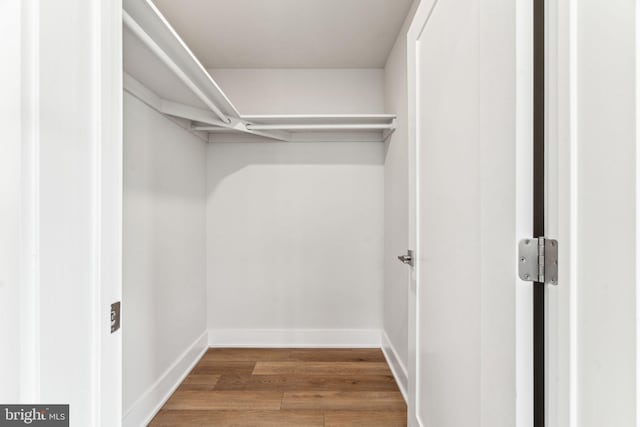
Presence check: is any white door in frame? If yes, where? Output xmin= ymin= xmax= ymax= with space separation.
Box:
xmin=407 ymin=0 xmax=530 ymax=425
xmin=408 ymin=0 xmax=640 ymax=426
xmin=546 ymin=1 xmax=639 ymax=426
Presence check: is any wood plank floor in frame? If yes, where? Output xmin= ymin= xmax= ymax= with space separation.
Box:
xmin=150 ymin=348 xmax=406 ymax=426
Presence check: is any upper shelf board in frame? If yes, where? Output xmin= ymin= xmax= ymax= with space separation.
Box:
xmin=123 ymin=0 xmax=240 ymax=121
xmin=122 ymin=0 xmax=396 ymax=142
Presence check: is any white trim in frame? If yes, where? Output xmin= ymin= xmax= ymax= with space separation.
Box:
xmin=208 ymin=328 xmax=382 ymax=348
xmin=406 ymin=1 xmax=438 ymax=426
xmin=567 ymin=0 xmax=578 ymax=424
xmin=636 ymin=0 xmax=640 ymax=424
xmin=19 ymin=0 xmax=41 ymax=402
xmin=90 ymin=0 xmax=102 ymax=421
xmin=95 ymin=0 xmax=124 ymax=423
xmin=547 ymin=0 xmax=578 ymax=424
xmin=381 ymin=331 xmax=408 ymax=402
xmin=515 ymin=0 xmax=533 ymax=424
xmin=122 ymin=330 xmax=208 ymax=427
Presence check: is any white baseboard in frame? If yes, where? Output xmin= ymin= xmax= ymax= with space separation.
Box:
xmin=208 ymin=328 xmax=382 ymax=348
xmin=381 ymin=330 xmax=408 ymax=402
xmin=122 ymin=330 xmax=208 ymax=427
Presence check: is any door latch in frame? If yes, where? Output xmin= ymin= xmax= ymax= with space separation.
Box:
xmin=397 ymin=250 xmax=414 ymax=267
xmin=518 ymin=238 xmax=558 ymax=285
xmin=111 ymin=301 xmax=121 ymax=333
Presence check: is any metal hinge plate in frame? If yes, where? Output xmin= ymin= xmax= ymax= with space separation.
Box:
xmin=518 ymin=238 xmax=558 ymax=285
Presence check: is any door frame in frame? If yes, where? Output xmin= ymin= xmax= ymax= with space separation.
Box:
xmin=406 ymin=2 xmax=438 ymax=424
xmin=18 ymin=0 xmax=123 ymax=425
xmin=544 ymin=0 xmax=640 ymax=418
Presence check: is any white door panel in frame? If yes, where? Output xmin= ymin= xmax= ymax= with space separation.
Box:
xmin=415 ymin=0 xmax=481 ymax=424
xmin=407 ymin=0 xmax=522 ymax=425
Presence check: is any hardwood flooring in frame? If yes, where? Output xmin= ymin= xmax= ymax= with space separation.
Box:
xmin=150 ymin=348 xmax=406 ymax=426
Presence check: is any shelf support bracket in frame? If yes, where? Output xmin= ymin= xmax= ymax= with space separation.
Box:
xmin=123 ymin=11 xmax=231 ymax=124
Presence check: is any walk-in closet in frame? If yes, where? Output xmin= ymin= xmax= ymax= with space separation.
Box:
xmin=122 ymin=1 xmax=410 ymax=425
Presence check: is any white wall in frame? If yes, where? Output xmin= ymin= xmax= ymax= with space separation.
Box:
xmin=210 ymin=68 xmax=384 ymax=114
xmin=0 ymin=0 xmax=22 ymax=402
xmin=382 ymin=0 xmax=419 ymax=384
xmin=123 ymin=92 xmax=207 ymax=417
xmin=206 ymin=69 xmax=385 ymax=345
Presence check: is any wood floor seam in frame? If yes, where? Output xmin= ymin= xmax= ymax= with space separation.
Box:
xmin=150 ymin=348 xmax=407 ymax=426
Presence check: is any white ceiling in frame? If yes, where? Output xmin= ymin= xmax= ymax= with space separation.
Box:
xmin=151 ymin=0 xmax=413 ymax=68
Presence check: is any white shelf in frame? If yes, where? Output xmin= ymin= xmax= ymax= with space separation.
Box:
xmin=241 ymin=114 xmax=397 ymax=126
xmin=195 ymin=114 xmax=396 ymax=142
xmin=123 ymin=0 xmax=239 ymax=121
xmin=122 ymin=0 xmax=396 ymax=142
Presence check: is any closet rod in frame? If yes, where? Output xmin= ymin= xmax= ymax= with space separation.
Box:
xmin=244 ymin=124 xmax=395 ymax=131
xmin=123 ymin=11 xmax=231 ymax=124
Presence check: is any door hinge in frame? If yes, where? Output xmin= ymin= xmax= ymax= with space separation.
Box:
xmin=518 ymin=238 xmax=558 ymax=285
